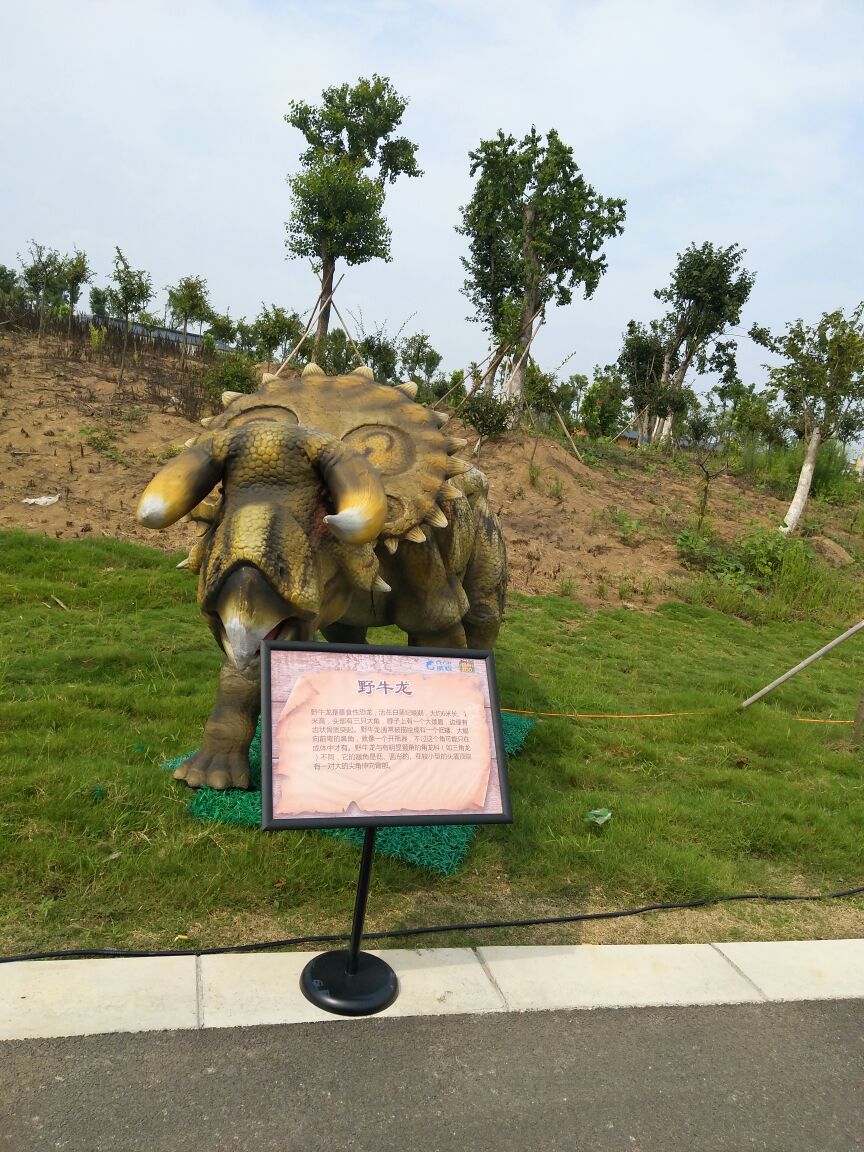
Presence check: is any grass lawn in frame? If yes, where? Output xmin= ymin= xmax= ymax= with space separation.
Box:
xmin=1 ymin=529 xmax=862 ymax=956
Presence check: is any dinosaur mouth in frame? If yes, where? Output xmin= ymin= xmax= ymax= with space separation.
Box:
xmin=263 ymin=620 xmax=303 ymax=644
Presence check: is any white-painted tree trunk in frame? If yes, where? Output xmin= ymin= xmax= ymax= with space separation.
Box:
xmin=779 ymin=426 xmax=822 ymax=535
xmin=653 ymin=413 xmax=673 ymax=443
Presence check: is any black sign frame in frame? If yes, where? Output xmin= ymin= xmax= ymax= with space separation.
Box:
xmin=260 ymin=640 xmax=512 ymax=831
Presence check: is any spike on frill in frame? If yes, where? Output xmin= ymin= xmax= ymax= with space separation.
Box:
xmin=445 ymin=457 xmax=472 ymax=477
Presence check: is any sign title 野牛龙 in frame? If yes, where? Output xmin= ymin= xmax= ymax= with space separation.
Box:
xmin=356 ymin=680 xmax=413 ymax=695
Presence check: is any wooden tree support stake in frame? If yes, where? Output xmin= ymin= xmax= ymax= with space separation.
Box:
xmin=739 ymin=619 xmax=864 ymax=710
xmin=554 ymin=406 xmax=585 ymax=464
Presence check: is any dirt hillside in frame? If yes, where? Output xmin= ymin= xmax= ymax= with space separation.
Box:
xmin=0 ymin=332 xmax=854 ymax=608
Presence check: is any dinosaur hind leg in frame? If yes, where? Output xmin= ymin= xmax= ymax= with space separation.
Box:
xmin=462 ymin=494 xmax=507 ymax=649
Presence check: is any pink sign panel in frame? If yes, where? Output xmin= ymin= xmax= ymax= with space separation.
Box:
xmin=261 ymin=643 xmax=511 ymax=829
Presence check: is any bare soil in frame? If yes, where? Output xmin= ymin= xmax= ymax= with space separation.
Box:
xmin=0 ymin=332 xmax=856 ymax=607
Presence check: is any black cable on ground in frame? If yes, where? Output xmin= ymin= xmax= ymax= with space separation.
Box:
xmin=2 ymin=884 xmax=862 ymax=964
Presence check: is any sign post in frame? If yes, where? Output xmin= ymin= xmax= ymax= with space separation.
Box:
xmin=299 ymin=826 xmax=398 ymax=1015
xmin=260 ymin=641 xmax=512 ymax=1017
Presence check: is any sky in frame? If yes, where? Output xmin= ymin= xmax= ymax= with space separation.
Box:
xmin=2 ymin=0 xmax=863 ymax=393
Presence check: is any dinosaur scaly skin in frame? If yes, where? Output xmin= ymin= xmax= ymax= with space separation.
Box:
xmin=137 ymin=363 xmax=507 ymax=790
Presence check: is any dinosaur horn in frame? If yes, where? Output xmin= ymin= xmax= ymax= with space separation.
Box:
xmin=309 ymin=436 xmax=387 ymax=545
xmin=136 ymin=442 xmax=223 ymax=529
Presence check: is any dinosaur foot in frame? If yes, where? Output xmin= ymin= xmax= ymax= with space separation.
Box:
xmin=174 ymin=746 xmax=251 ymax=791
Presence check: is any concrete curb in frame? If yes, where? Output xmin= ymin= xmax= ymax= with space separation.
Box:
xmin=2 ymin=939 xmax=863 ymax=1040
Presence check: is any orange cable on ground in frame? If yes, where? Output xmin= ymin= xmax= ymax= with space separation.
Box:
xmin=794 ymin=717 xmax=853 ymax=724
xmin=500 ymin=707 xmax=712 ymax=720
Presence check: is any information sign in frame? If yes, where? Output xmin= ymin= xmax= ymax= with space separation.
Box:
xmin=261 ymin=642 xmax=511 ymax=830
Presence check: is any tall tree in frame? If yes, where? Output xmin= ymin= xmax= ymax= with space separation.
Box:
xmin=617 ymin=320 xmax=673 ymax=444
xmin=751 ymin=304 xmax=864 ymax=534
xmin=651 ymin=242 xmax=755 ymax=442
xmin=579 ymin=365 xmax=630 ymax=438
xmin=167 ymin=274 xmax=212 ymax=365
xmin=19 ymin=241 xmax=63 ymax=341
xmin=710 ymin=379 xmax=786 ymax=448
xmin=89 ymin=285 xmax=110 ymax=324
xmin=399 ymin=332 xmax=442 ymax=385
xmin=458 ymin=128 xmax=625 ymax=400
xmin=207 ymin=311 xmax=237 ymax=347
xmin=105 ymin=248 xmax=153 ymax=383
xmin=285 ymin=74 xmax=422 ymax=356
xmin=0 ymin=265 xmax=25 ymax=309
xmin=59 ymin=247 xmax=93 ymax=339
xmin=252 ymin=304 xmax=304 ymax=363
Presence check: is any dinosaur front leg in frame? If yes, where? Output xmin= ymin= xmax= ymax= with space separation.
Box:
xmin=407 ymin=623 xmax=468 ymax=648
xmin=174 ymin=660 xmax=260 ymax=790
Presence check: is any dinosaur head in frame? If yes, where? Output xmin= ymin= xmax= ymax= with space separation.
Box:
xmin=137 ymin=423 xmax=388 ymax=670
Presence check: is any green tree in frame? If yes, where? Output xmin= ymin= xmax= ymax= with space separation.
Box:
xmin=750 ymin=304 xmax=864 ymax=534
xmin=89 ymin=285 xmax=110 ymax=324
xmin=252 ymin=304 xmax=304 ymax=363
xmin=416 ymin=368 xmax=465 ymax=407
xmin=19 ymin=241 xmax=63 ymax=341
xmin=320 ymin=327 xmax=356 ymax=376
xmin=579 ymin=366 xmax=629 ymax=438
xmin=0 ymin=265 xmax=25 ymax=309
xmin=523 ymin=362 xmax=582 ymax=421
xmin=683 ymin=398 xmax=730 ymax=532
xmin=651 ymin=242 xmax=755 ymax=442
xmin=136 ymin=311 xmax=163 ymax=335
xmin=207 ymin=311 xmax=237 ymax=346
xmin=358 ymin=330 xmax=399 ymax=382
xmin=617 ymin=319 xmax=678 ymax=444
xmin=285 ymin=74 xmax=422 ymax=355
xmin=711 ymin=380 xmax=786 ymax=449
xmin=105 ymin=248 xmax=153 ymax=383
xmin=458 ymin=127 xmax=626 ymax=400
xmin=399 ymin=332 xmax=442 ymax=385
xmin=166 ymin=275 xmax=212 ymax=366
xmin=234 ymin=318 xmax=258 ymax=357
xmin=58 ymin=247 xmax=93 ymax=338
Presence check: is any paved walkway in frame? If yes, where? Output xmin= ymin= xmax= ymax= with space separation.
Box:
xmin=3 ymin=1000 xmax=863 ymax=1151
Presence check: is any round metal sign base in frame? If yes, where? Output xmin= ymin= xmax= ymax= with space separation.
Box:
xmin=300 ymin=950 xmax=399 ymax=1016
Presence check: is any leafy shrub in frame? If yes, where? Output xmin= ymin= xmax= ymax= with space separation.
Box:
xmin=201 ymin=351 xmax=258 ymax=402
xmin=737 ymin=531 xmax=790 ymax=583
xmin=610 ymin=507 xmax=642 ymax=544
xmin=676 ymin=529 xmax=734 ymax=573
xmin=88 ymin=323 xmax=107 ymax=353
xmin=735 ymin=438 xmax=856 ymax=503
xmin=676 ymin=527 xmax=863 ymax=625
xmin=460 ymin=393 xmax=518 ymax=440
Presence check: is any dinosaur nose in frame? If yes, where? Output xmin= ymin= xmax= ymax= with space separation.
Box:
xmin=213 ymin=566 xmax=299 ymax=670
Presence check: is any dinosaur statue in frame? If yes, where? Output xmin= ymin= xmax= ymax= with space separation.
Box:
xmin=136 ymin=363 xmax=508 ymax=790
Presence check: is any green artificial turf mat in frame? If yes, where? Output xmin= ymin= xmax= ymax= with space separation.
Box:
xmin=163 ymin=711 xmax=535 ymax=875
